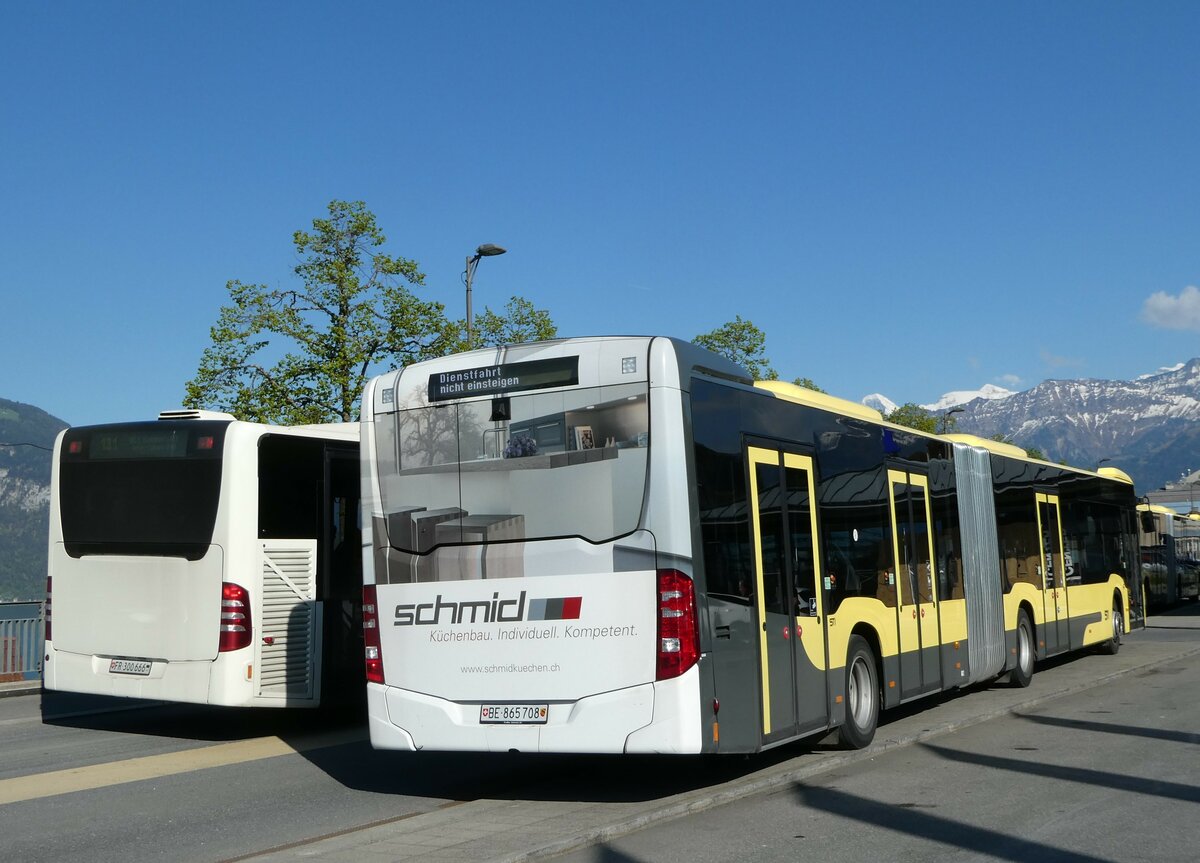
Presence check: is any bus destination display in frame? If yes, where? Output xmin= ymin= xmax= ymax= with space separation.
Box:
xmin=427 ymin=356 xmax=579 ymax=401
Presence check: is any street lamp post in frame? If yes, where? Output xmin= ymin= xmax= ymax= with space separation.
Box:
xmin=464 ymin=243 xmax=506 ymax=348
xmin=940 ymin=407 xmax=964 ymax=434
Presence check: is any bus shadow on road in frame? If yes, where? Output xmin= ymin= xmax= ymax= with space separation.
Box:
xmin=293 ymin=740 xmax=827 ymax=802
xmin=790 ymin=781 xmax=1114 ymax=863
xmin=1014 ymin=710 xmax=1200 ymax=745
xmin=777 ymin=737 xmax=1200 ymax=862
xmin=38 ymin=689 xmax=369 ymax=743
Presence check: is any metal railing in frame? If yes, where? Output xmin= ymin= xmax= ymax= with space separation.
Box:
xmin=0 ymin=601 xmax=44 ymax=682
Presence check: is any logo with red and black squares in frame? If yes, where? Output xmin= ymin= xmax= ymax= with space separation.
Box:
xmin=527 ymin=596 xmax=582 ymax=620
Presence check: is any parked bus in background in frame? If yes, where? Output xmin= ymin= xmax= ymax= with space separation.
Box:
xmin=1138 ymin=504 xmax=1200 ymax=607
xmin=44 ymin=410 xmax=362 ymax=708
xmin=359 ymin=336 xmax=1142 ymax=755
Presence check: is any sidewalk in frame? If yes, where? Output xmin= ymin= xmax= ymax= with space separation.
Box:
xmin=243 ymin=619 xmax=1200 ymax=863
xmin=0 ymin=679 xmax=40 ymax=699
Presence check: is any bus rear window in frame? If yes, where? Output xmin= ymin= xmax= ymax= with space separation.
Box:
xmin=374 ymin=383 xmax=649 ymax=554
xmin=59 ymin=421 xmax=227 ymax=560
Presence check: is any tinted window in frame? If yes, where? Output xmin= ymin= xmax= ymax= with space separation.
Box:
xmin=59 ymin=421 xmax=227 ymax=560
xmin=692 ymin=380 xmax=754 ymax=602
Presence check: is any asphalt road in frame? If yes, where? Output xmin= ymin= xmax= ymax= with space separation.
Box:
xmin=1 ymin=603 xmax=1197 ymax=863
xmin=553 ymin=607 xmax=1200 ymax=863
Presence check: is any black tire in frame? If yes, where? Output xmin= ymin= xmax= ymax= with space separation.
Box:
xmin=1009 ymin=609 xmax=1035 ymax=688
xmin=837 ymin=635 xmax=879 ymax=750
xmin=1099 ymin=601 xmax=1124 ymax=655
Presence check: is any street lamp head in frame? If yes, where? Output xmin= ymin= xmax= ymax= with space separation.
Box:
xmin=475 ymin=243 xmax=506 ymax=258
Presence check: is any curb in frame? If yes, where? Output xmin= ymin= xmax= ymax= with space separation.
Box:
xmin=0 ymin=681 xmax=41 ymax=699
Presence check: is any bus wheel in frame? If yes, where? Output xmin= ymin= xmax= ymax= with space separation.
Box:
xmin=838 ymin=635 xmax=879 ymax=750
xmin=1009 ymin=609 xmax=1034 ymax=688
xmin=1099 ymin=602 xmax=1123 ymax=655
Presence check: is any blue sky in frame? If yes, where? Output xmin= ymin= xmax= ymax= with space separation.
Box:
xmin=2 ymin=2 xmax=1198 ymax=426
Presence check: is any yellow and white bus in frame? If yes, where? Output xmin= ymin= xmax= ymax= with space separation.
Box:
xmin=1139 ymin=504 xmax=1200 ymax=607
xmin=359 ymin=336 xmax=1142 ymax=754
xmin=44 ymin=411 xmax=363 ymax=708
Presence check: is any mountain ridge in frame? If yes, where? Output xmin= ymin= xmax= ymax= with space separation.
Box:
xmin=862 ymin=359 xmax=1200 ymax=490
xmin=0 ymin=397 xmax=67 ymax=600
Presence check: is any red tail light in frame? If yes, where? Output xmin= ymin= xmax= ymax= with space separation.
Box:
xmin=44 ymin=576 xmax=52 ymax=642
xmin=656 ymin=569 xmax=699 ymax=680
xmin=219 ymin=582 xmax=252 ymax=652
xmin=363 ymin=585 xmax=384 ymax=684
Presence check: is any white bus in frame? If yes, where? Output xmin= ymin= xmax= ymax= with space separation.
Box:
xmin=360 ymin=336 xmax=1141 ymax=754
xmin=44 ymin=410 xmax=362 ymax=708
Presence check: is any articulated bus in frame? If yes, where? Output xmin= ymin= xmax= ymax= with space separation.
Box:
xmin=1138 ymin=504 xmax=1200 ymax=607
xmin=44 ymin=410 xmax=363 ymax=708
xmin=359 ymin=336 xmax=1142 ymax=755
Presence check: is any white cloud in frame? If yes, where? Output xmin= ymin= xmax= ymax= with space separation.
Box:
xmin=1142 ymin=285 xmax=1200 ymax=331
xmin=1040 ymin=349 xmax=1084 ymax=369
xmin=996 ymin=373 xmax=1022 ymax=388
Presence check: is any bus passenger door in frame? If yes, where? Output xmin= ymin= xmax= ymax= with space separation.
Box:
xmin=1037 ymin=494 xmax=1069 ymax=653
xmin=889 ymin=471 xmax=941 ymax=699
xmin=748 ymin=446 xmax=829 ymax=745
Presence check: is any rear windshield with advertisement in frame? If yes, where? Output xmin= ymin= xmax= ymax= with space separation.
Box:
xmin=373 ymin=381 xmax=649 ymax=567
xmin=59 ymin=421 xmax=227 ymax=560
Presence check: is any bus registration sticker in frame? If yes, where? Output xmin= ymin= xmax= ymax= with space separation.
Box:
xmin=480 ymin=704 xmax=549 ymax=725
xmin=109 ymin=659 xmax=152 ymax=676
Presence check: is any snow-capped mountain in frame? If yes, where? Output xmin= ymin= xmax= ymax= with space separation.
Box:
xmin=920 ymin=384 xmax=1016 ymax=412
xmin=862 ymin=393 xmax=898 ymax=414
xmin=1137 ymin=363 xmax=1185 ymax=381
xmin=857 ymin=360 xmax=1200 ymax=493
xmin=960 ymin=359 xmax=1200 ymax=488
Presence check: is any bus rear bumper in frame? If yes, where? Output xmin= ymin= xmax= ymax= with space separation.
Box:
xmin=44 ymin=643 xmax=214 ymax=705
xmin=366 ymin=667 xmax=702 ymax=754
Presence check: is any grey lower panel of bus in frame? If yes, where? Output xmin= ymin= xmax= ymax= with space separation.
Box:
xmin=954 ymin=443 xmax=1007 ymax=684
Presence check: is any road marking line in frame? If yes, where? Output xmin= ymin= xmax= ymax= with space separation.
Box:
xmin=0 ymin=727 xmax=365 ymax=806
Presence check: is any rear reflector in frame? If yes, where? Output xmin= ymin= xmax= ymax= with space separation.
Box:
xmin=363 ymin=585 xmax=384 ymax=684
xmin=219 ymin=582 xmax=252 ymax=652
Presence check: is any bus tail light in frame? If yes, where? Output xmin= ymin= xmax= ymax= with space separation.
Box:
xmin=363 ymin=585 xmax=384 ymax=684
xmin=656 ymin=569 xmax=699 ymax=680
xmin=219 ymin=582 xmax=252 ymax=652
xmin=44 ymin=576 xmax=52 ymax=642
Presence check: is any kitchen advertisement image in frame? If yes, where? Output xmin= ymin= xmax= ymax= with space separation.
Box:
xmin=378 ymin=571 xmax=658 ymax=702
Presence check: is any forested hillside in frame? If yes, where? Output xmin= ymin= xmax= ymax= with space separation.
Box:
xmin=0 ymin=398 xmax=66 ymax=600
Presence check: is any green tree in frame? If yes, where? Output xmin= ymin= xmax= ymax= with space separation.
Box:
xmin=694 ymin=317 xmax=825 ymax=390
xmin=885 ymin=403 xmax=943 ymax=434
xmin=471 ymin=295 xmax=557 ymax=348
xmin=185 ymin=200 xmax=453 ymax=424
xmin=694 ymin=316 xmax=776 ymax=380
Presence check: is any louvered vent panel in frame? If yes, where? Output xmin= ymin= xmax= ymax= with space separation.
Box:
xmin=257 ymin=541 xmax=317 ymax=699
